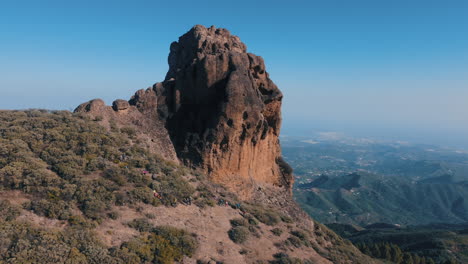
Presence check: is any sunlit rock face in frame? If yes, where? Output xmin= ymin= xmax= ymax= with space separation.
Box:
xmin=76 ymin=25 xmax=293 ymax=199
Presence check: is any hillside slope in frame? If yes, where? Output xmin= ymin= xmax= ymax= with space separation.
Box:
xmin=295 ymin=172 xmax=468 ymax=226
xmin=327 ymin=223 xmax=468 ymax=264
xmin=0 ymin=110 xmax=375 ymax=263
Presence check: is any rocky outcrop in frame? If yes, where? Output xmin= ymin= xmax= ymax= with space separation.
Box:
xmin=112 ymin=99 xmax=130 ymax=111
xmin=76 ymin=25 xmax=293 ymax=198
xmin=74 ymin=98 xmax=179 ymax=162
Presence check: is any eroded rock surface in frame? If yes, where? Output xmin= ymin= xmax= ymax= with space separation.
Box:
xmin=75 ymin=25 xmax=293 ymax=198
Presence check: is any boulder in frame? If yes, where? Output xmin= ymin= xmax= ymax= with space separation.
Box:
xmin=112 ymin=99 xmax=130 ymax=111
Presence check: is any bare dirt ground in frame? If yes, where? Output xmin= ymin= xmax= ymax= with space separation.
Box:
xmin=94 ymin=203 xmax=332 ymax=264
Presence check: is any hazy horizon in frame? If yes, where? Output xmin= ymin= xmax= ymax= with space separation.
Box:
xmin=1 ymin=1 xmax=467 ymax=149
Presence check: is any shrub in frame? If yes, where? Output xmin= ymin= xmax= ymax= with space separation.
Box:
xmin=0 ymin=200 xmax=20 ymax=221
xmin=127 ymin=218 xmax=154 ymax=232
xmin=288 ymin=236 xmax=303 ymax=248
xmin=230 ymin=218 xmax=249 ymax=227
xmin=290 ymin=230 xmax=309 ymax=240
xmin=81 ymin=199 xmax=107 ymax=220
xmin=145 ymin=213 xmax=155 ymax=219
xmin=152 ymin=226 xmax=198 ymax=258
xmin=271 ymin=228 xmax=283 ymax=236
xmin=244 ymin=204 xmax=281 ymax=226
xmin=246 ymin=215 xmax=259 ymax=226
xmin=248 ymin=225 xmax=261 ymax=237
xmin=129 ymin=186 xmax=160 ymax=206
xmin=107 ymin=211 xmax=119 ymax=220
xmin=228 ymin=226 xmax=250 ymax=244
xmin=27 ymin=199 xmax=72 ymax=220
xmin=67 ymin=215 xmax=96 ymax=228
xmin=104 ymin=167 xmax=127 ymax=186
xmin=280 ymin=214 xmax=293 ymax=223
xmin=271 ymin=252 xmax=303 ymax=264
xmin=120 ymin=127 xmax=136 ymax=138
xmin=155 ymin=174 xmax=195 ymax=206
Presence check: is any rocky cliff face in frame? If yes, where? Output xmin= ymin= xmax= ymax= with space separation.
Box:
xmin=76 ymin=25 xmax=293 ymax=198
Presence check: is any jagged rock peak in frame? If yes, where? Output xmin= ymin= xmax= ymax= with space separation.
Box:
xmin=166 ymin=25 xmax=246 ymax=81
xmin=161 ymin=25 xmax=292 ymax=197
xmin=75 ymin=25 xmax=293 ymax=199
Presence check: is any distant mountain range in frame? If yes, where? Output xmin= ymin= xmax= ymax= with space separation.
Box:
xmin=282 ymin=137 xmax=468 ymax=226
xmin=295 ymin=171 xmax=468 ymax=225
xmin=283 ymin=136 xmax=468 ymax=263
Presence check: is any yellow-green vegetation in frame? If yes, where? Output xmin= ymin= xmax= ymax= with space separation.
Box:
xmin=0 ymin=110 xmax=374 ymax=264
xmin=271 ymin=227 xmax=283 ymax=236
xmin=0 ymin=212 xmax=116 ymax=263
xmin=242 ymin=204 xmax=282 ymax=226
xmin=117 ymin=226 xmax=198 ymax=264
xmin=328 ymin=222 xmax=468 ymax=264
xmin=355 ymin=242 xmax=440 ymax=264
xmin=270 ymin=252 xmax=314 ymax=264
xmin=0 ymin=110 xmax=195 ymax=219
xmin=0 ymin=110 xmax=198 ymax=263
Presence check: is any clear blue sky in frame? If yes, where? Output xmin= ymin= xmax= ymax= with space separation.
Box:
xmin=1 ymin=0 xmax=467 ymax=148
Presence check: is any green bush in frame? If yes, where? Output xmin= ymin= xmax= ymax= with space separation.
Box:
xmin=290 ymin=230 xmax=309 ymax=240
xmin=244 ymin=204 xmax=281 ymax=226
xmin=271 ymin=228 xmax=283 ymax=236
xmin=104 ymin=166 xmax=127 ymax=186
xmin=280 ymin=214 xmax=293 ymax=223
xmin=0 ymin=200 xmax=20 ymax=221
xmin=152 ymin=226 xmax=198 ymax=258
xmin=107 ymin=211 xmax=119 ymax=220
xmin=129 ymin=186 xmax=160 ymax=206
xmin=120 ymin=127 xmax=136 ymax=138
xmin=27 ymin=199 xmax=72 ymax=220
xmin=271 ymin=252 xmax=303 ymax=264
xmin=127 ymin=218 xmax=154 ymax=232
xmin=0 ymin=220 xmax=118 ymax=263
xmin=155 ymin=174 xmax=195 ymax=206
xmin=230 ymin=218 xmax=249 ymax=227
xmin=287 ymin=236 xmax=303 ymax=248
xmin=228 ymin=226 xmax=250 ymax=244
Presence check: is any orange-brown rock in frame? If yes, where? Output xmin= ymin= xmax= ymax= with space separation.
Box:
xmin=75 ymin=25 xmax=293 ymax=198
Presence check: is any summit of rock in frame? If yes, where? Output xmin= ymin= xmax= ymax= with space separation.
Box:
xmin=165 ymin=25 xmax=247 ymax=80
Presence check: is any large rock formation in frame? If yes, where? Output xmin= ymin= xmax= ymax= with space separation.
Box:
xmin=76 ymin=25 xmax=293 ymax=198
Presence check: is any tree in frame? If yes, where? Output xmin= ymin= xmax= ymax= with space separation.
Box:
xmin=383 ymin=243 xmax=392 ymax=260
xmin=372 ymin=244 xmax=381 ymax=258
xmin=402 ymin=252 xmax=414 ymax=264
xmin=390 ymin=244 xmax=403 ymax=263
